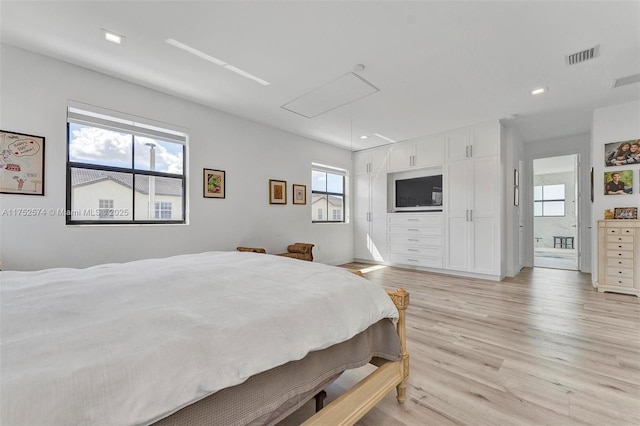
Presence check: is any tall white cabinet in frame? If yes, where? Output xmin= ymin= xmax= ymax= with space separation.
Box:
xmin=354 ymin=147 xmax=389 ymax=262
xmin=444 ymin=122 xmax=501 ymax=276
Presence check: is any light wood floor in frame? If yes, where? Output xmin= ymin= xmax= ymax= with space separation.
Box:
xmin=280 ymin=265 xmax=640 ymax=425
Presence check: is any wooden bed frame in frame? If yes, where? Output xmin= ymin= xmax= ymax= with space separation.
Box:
xmin=301 ymin=288 xmax=410 ymax=425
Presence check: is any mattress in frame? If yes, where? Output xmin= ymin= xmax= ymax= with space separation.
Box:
xmin=1 ymin=251 xmax=399 ymax=425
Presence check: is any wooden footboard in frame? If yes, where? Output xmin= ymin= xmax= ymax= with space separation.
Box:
xmin=302 ymin=288 xmax=410 ymax=425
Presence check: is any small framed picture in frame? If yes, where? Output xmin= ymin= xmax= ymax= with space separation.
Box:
xmin=604 ymin=170 xmax=633 ymax=195
xmin=0 ymin=129 xmax=45 ymax=195
xmin=292 ymin=184 xmax=306 ymax=205
xmin=269 ymin=179 xmax=287 ymax=204
xmin=614 ymin=207 xmax=638 ymax=220
xmin=203 ymin=168 xmax=225 ymax=198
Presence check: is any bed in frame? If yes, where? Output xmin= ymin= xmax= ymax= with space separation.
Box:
xmin=1 ymin=251 xmax=409 ymax=425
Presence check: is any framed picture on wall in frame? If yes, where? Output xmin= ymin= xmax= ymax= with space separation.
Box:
xmin=269 ymin=179 xmax=287 ymax=204
xmin=203 ymin=168 xmax=225 ymax=198
xmin=604 ymin=139 xmax=640 ymax=167
xmin=0 ymin=129 xmax=45 ymax=195
xmin=292 ymin=184 xmax=306 ymax=205
xmin=604 ymin=170 xmax=633 ymax=195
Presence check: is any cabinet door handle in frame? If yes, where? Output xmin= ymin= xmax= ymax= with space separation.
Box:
xmin=469 ymin=210 xmax=473 ymax=221
xmin=466 ymin=210 xmax=469 ymax=221
xmin=407 ymin=259 xmax=418 ymax=262
xmin=408 ymin=228 xmax=419 ymax=231
xmin=465 ymin=146 xmax=469 ymax=158
xmin=408 ymin=218 xmax=419 ymax=221
xmin=408 ymin=238 xmax=419 ymax=242
xmin=469 ymin=145 xmax=473 ymax=157
xmin=408 ymin=249 xmax=419 ymax=252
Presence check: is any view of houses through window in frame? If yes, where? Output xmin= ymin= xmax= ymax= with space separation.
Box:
xmin=534 ymin=184 xmax=565 ymax=217
xmin=66 ymin=107 xmax=187 ymax=224
xmin=311 ymin=163 xmax=346 ymax=223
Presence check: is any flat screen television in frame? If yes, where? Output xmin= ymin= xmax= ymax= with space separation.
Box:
xmin=394 ymin=175 xmax=443 ymax=211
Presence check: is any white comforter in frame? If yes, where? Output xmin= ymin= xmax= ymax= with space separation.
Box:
xmin=0 ymin=251 xmax=398 ymax=425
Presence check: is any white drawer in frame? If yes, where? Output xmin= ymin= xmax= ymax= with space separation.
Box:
xmin=605 ymin=276 xmax=634 ymax=288
xmin=606 ymin=268 xmax=634 ymax=278
xmin=388 ymin=245 xmax=442 ymax=257
xmin=606 ymin=228 xmax=620 ymax=235
xmin=606 ymin=235 xmax=634 ymax=244
xmin=388 ymin=235 xmax=442 ymax=246
xmin=620 ymin=228 xmax=636 ymax=235
xmin=388 ymin=225 xmax=442 ymax=236
xmin=607 ymin=250 xmax=634 ymax=259
xmin=606 ymin=242 xmax=634 ymax=251
xmin=388 ymin=253 xmax=443 ymax=268
xmin=388 ymin=214 xmax=442 ymax=226
xmin=607 ymin=257 xmax=634 ymax=268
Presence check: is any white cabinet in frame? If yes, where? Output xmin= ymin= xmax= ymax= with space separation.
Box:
xmin=388 ymin=135 xmax=444 ymax=172
xmin=444 ymin=138 xmax=501 ymax=277
xmin=387 ymin=213 xmax=443 ymax=268
xmin=354 ymin=148 xmax=389 ymax=262
xmin=597 ymin=220 xmax=639 ymax=296
xmin=444 ymin=122 xmax=499 ymax=162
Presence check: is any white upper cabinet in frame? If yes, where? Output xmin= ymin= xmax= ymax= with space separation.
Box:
xmin=445 ymin=121 xmax=499 ymax=162
xmin=388 ymin=135 xmax=444 ymax=172
xmin=354 ymin=146 xmax=388 ymax=175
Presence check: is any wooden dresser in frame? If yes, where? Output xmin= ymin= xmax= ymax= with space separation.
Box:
xmin=597 ymin=220 xmax=640 ymax=296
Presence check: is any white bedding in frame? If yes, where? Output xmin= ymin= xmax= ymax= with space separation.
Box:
xmin=0 ymin=251 xmax=398 ymax=425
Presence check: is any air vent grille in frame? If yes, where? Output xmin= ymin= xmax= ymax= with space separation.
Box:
xmin=566 ymin=45 xmax=599 ymax=66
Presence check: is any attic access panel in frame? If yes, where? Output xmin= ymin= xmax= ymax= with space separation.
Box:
xmin=281 ymin=72 xmax=379 ymax=118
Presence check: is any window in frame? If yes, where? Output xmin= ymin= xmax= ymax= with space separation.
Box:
xmin=312 ymin=163 xmax=346 ymax=223
xmin=66 ymin=106 xmax=187 ymax=224
xmin=155 ymin=201 xmax=172 ymax=220
xmin=98 ymin=199 xmax=114 ymax=219
xmin=534 ymin=184 xmax=565 ymax=217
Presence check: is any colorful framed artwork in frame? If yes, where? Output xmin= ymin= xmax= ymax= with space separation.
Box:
xmin=293 ymin=184 xmax=306 ymax=205
xmin=604 ymin=170 xmax=633 ymax=195
xmin=604 ymin=139 xmax=640 ymax=167
xmin=203 ymin=168 xmax=225 ymax=198
xmin=269 ymin=179 xmax=287 ymax=204
xmin=614 ymin=207 xmax=638 ymax=220
xmin=0 ymin=129 xmax=45 ymax=195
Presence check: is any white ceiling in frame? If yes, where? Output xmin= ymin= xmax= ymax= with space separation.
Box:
xmin=1 ymin=1 xmax=639 ymax=151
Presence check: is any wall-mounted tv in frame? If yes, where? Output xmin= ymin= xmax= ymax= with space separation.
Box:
xmin=394 ymin=174 xmax=443 ymax=212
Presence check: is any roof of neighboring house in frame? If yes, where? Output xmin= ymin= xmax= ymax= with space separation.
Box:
xmin=71 ymin=168 xmax=182 ymax=196
xmin=311 ymin=194 xmax=343 ymax=207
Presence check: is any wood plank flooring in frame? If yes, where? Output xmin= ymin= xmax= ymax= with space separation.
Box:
xmin=279 ymin=265 xmax=640 ymax=425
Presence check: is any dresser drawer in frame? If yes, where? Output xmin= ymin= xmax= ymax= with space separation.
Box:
xmin=388 ymin=253 xmax=442 ymax=268
xmin=606 ymin=242 xmax=634 ymax=251
xmin=605 ymin=276 xmax=634 ymax=288
xmin=388 ymin=214 xmax=442 ymax=226
xmin=607 ymin=257 xmax=634 ymax=268
xmin=388 ymin=225 xmax=442 ymax=236
xmin=620 ymin=228 xmax=636 ymax=236
xmin=606 ymin=235 xmax=634 ymax=244
xmin=606 ymin=228 xmax=621 ymax=235
xmin=388 ymin=235 xmax=442 ymax=246
xmin=606 ymin=250 xmax=634 ymax=259
xmin=606 ymin=267 xmax=634 ymax=278
xmin=388 ymin=245 xmax=442 ymax=257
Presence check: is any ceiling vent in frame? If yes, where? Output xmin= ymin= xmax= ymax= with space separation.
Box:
xmin=565 ymin=45 xmax=599 ymax=66
xmin=613 ymin=73 xmax=640 ymax=88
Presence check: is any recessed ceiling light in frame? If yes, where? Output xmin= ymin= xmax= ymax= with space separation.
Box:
xmin=360 ymin=135 xmax=368 ymax=139
xmin=531 ymin=87 xmax=547 ymax=95
xmin=102 ymin=29 xmax=123 ymax=45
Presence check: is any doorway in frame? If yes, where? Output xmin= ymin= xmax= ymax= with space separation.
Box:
xmin=532 ymin=155 xmax=579 ymax=270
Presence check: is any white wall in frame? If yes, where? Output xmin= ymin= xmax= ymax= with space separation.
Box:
xmin=503 ymin=125 xmax=525 ymax=277
xmin=591 ymin=100 xmax=640 ymax=284
xmin=524 ymin=133 xmax=592 ymax=273
xmin=0 ymin=45 xmax=354 ymax=270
